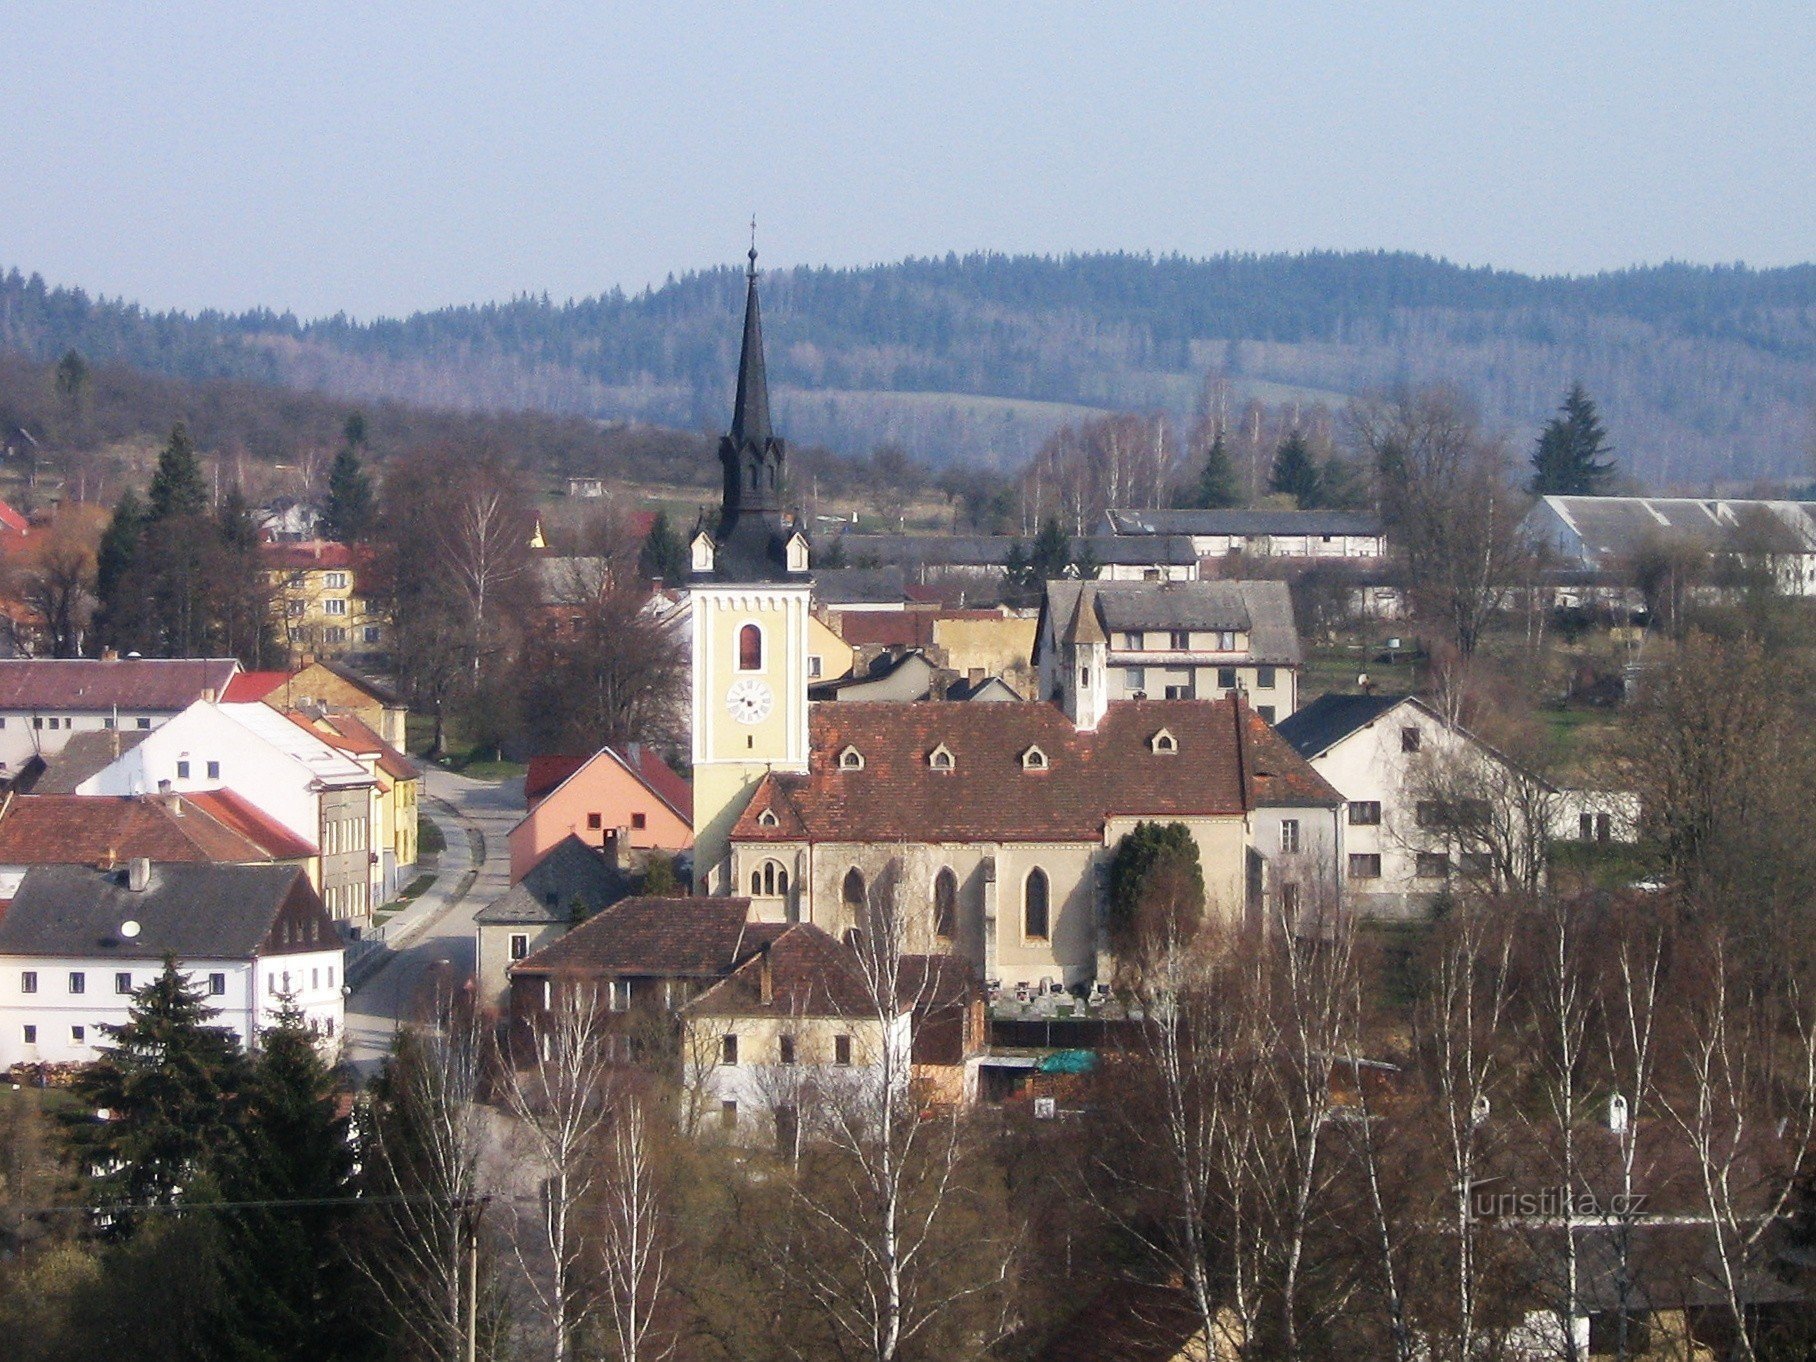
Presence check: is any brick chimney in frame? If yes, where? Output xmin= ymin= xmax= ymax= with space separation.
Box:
xmin=127 ymin=858 xmax=150 ymax=892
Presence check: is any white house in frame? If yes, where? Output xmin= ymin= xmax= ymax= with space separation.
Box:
xmin=1277 ymin=693 xmax=1622 ymax=919
xmin=72 ymin=700 xmax=380 ymax=924
xmin=1103 ymin=508 xmax=1387 ymax=562
xmin=1037 ymin=578 xmax=1305 ymax=721
xmin=0 ymin=656 xmax=240 ymax=779
xmin=0 ymin=860 xmax=344 ymax=1069
xmin=1527 ymin=495 xmax=1816 ymax=597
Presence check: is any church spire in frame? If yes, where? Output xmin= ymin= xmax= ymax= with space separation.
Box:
xmin=729 ymin=241 xmax=772 ymax=450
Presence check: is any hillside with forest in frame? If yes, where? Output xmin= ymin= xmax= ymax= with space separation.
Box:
xmin=3 ymin=252 xmax=1814 ymax=487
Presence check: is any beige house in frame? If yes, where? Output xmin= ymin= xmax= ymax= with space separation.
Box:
xmin=681 ymin=922 xmax=981 ymax=1145
xmin=729 ymin=697 xmax=1342 ymax=993
xmin=1037 ymin=579 xmax=1304 ymax=722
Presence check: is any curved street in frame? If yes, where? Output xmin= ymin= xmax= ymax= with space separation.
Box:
xmin=344 ymin=765 xmax=523 ymax=1075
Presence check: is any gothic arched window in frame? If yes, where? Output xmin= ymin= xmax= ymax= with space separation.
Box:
xmin=738 ymin=623 xmax=763 ymax=671
xmin=1023 ymin=868 xmax=1050 ymax=941
xmin=751 ymin=860 xmax=788 ymax=897
xmin=933 ymin=867 xmax=958 ymax=939
xmin=842 ymin=868 xmax=866 ymax=914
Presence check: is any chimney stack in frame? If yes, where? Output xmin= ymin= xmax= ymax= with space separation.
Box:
xmin=101 ymin=647 xmax=118 ymax=662
xmin=759 ymin=946 xmax=774 ymax=1006
xmin=127 ymin=858 xmax=150 ymax=892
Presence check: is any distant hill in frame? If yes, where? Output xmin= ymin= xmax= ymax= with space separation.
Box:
xmin=3 ymin=252 xmax=1814 ymax=485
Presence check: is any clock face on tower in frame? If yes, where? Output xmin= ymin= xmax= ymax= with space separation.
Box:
xmin=725 ymin=677 xmax=775 ymax=725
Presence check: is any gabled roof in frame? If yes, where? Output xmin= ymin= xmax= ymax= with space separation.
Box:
xmin=184 ymin=789 xmax=319 ymax=859
xmin=525 ymin=755 xmax=588 ymax=804
xmin=520 ymin=744 xmax=692 ymax=826
xmin=307 ymin=711 xmax=416 ymax=781
xmin=1274 ymin=692 xmax=1410 ymax=760
xmin=475 ymin=834 xmax=632 ymax=926
xmin=509 ymin=895 xmax=771 ymax=978
xmin=813 ymin=565 xmax=909 ymax=606
xmin=31 ymin=729 xmax=153 ymax=793
xmin=0 ymin=862 xmax=329 ymax=961
xmin=221 ymin=670 xmax=293 ymax=704
xmin=825 ymin=534 xmax=1200 ymax=569
xmin=732 ymin=696 xmax=1338 ymax=845
xmin=1040 ymin=579 xmax=1302 ymax=665
xmin=683 ymin=923 xmax=880 ymax=1018
xmin=0 ymin=657 xmax=240 ymax=712
xmin=259 ymin=540 xmax=372 ymax=572
xmin=0 ymin=793 xmax=300 ymax=867
xmin=217 ymin=702 xmax=371 ymax=789
xmin=1105 ymin=507 xmax=1383 ymax=538
xmin=307 ymin=659 xmax=403 ymax=708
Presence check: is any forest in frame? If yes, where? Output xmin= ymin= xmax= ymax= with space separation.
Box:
xmin=4 ymin=253 xmax=1813 ymax=486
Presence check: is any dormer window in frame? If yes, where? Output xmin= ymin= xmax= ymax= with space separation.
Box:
xmin=785 ymin=532 xmax=810 ymax=573
xmin=757 ymin=808 xmax=779 ymax=828
xmin=1020 ymin=745 xmax=1048 ymax=771
xmin=1150 ymin=728 xmax=1178 ymax=755
xmin=928 ymin=744 xmax=955 ymax=771
xmin=838 ymin=746 xmax=865 ymax=771
xmin=691 ymin=531 xmax=715 ymax=573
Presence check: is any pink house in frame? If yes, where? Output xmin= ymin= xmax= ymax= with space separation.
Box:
xmin=508 ymin=744 xmax=692 ymax=883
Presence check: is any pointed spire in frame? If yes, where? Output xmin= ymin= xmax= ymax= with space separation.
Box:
xmin=730 ymin=234 xmax=772 ymax=449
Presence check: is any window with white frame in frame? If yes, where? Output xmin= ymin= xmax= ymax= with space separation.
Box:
xmin=1280 ymin=820 xmax=1301 ymax=854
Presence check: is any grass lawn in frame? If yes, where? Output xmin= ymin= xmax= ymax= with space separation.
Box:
xmin=417 ymin=815 xmax=446 ymax=855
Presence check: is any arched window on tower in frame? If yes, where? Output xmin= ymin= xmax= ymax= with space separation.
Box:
xmin=739 ymin=623 xmax=763 ymax=671
xmin=842 ymin=868 xmax=866 ymax=916
xmin=933 ymin=867 xmax=958 ymax=939
xmin=1023 ymin=868 xmax=1050 ymax=941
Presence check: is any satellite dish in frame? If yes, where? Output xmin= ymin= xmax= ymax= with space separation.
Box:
xmin=119 ymin=920 xmax=141 ymax=939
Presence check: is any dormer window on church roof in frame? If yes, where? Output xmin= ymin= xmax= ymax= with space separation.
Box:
xmin=757 ymin=808 xmax=780 ymax=828
xmin=1150 ymin=728 xmax=1179 ymax=754
xmin=928 ymin=744 xmax=955 ymax=771
xmin=1020 ymin=745 xmax=1049 ymax=771
xmin=838 ymin=746 xmax=865 ymax=771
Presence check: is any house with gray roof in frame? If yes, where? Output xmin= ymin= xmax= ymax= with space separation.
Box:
xmin=474 ymin=833 xmax=634 ymax=1005
xmin=0 ymin=860 xmax=343 ymax=1069
xmin=1527 ymin=495 xmax=1816 ymax=597
xmin=1036 ymin=578 xmax=1304 ymax=721
xmin=1103 ymin=507 xmax=1387 ymax=561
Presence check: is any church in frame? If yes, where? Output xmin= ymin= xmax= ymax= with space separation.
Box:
xmin=688 ymin=252 xmax=1344 ymax=992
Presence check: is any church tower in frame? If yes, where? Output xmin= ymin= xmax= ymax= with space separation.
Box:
xmin=689 ymin=248 xmax=812 ymax=892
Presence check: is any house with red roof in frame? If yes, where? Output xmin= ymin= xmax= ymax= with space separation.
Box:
xmin=508 ymin=744 xmax=692 ymax=883
xmin=728 ymin=695 xmax=1342 ymax=993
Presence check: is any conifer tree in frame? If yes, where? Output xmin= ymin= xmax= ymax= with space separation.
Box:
xmin=94 ymin=488 xmax=148 ymax=649
xmin=1184 ymin=430 xmax=1240 ymax=509
xmin=1529 ymin=382 xmax=1616 ymax=496
xmin=637 ymin=510 xmax=687 ymax=584
xmin=65 ymin=958 xmax=247 ymax=1215
xmin=323 ymin=444 xmax=375 ymax=542
xmin=1268 ymin=430 xmax=1325 ymax=508
xmin=146 ymin=423 xmax=209 ymax=522
xmin=220 ymin=999 xmax=378 ymax=1360
xmin=1030 ymin=515 xmax=1072 ymax=580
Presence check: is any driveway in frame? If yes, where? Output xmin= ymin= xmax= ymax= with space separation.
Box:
xmin=343 ymin=765 xmax=524 ymax=1076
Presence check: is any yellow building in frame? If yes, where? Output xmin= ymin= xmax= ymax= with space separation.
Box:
xmin=292 ymin=709 xmax=421 ymax=901
xmin=261 ymin=540 xmax=390 ymax=669
xmin=687 ymin=254 xmax=814 ymax=893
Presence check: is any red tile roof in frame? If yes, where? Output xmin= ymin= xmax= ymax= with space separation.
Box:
xmin=733 ymin=697 xmax=1338 ymax=845
xmin=0 ymin=501 xmax=29 ymax=536
xmin=614 ymin=745 xmax=692 ymax=822
xmin=526 ymin=755 xmax=589 ymax=804
xmin=314 ymin=711 xmax=417 ymax=780
xmin=259 ymin=540 xmax=371 ymax=571
xmin=684 ymin=923 xmax=878 ymax=1018
xmin=834 ymin=612 xmax=935 ymax=649
xmin=184 ymin=789 xmax=319 ymax=859
xmin=222 ymin=670 xmax=293 ymax=703
xmin=511 ymin=896 xmax=769 ymax=979
xmin=0 ymin=657 xmax=240 ymax=712
xmin=0 ymin=793 xmax=301 ymax=866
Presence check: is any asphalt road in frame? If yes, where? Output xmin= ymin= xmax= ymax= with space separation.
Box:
xmin=343 ymin=765 xmax=524 ymax=1076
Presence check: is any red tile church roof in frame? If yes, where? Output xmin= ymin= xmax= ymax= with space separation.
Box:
xmin=733 ymin=696 xmax=1337 ymax=846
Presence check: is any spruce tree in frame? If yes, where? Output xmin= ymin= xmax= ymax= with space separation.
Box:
xmin=219 ymin=999 xmax=378 ymax=1360
xmin=323 ymin=445 xmax=375 ymax=542
xmin=95 ymin=489 xmax=145 ymax=614
xmin=1030 ymin=515 xmax=1072 ymax=580
xmin=637 ymin=510 xmax=687 ymax=584
xmin=1184 ymin=430 xmax=1240 ymax=508
xmin=1529 ymin=382 xmax=1616 ymax=496
xmin=1268 ymin=431 xmax=1324 ymax=509
xmin=65 ymin=958 xmax=248 ymax=1215
xmin=146 ymin=423 xmax=209 ymax=522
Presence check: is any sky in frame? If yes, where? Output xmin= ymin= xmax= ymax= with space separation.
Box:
xmin=5 ymin=3 xmax=1812 ymax=321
